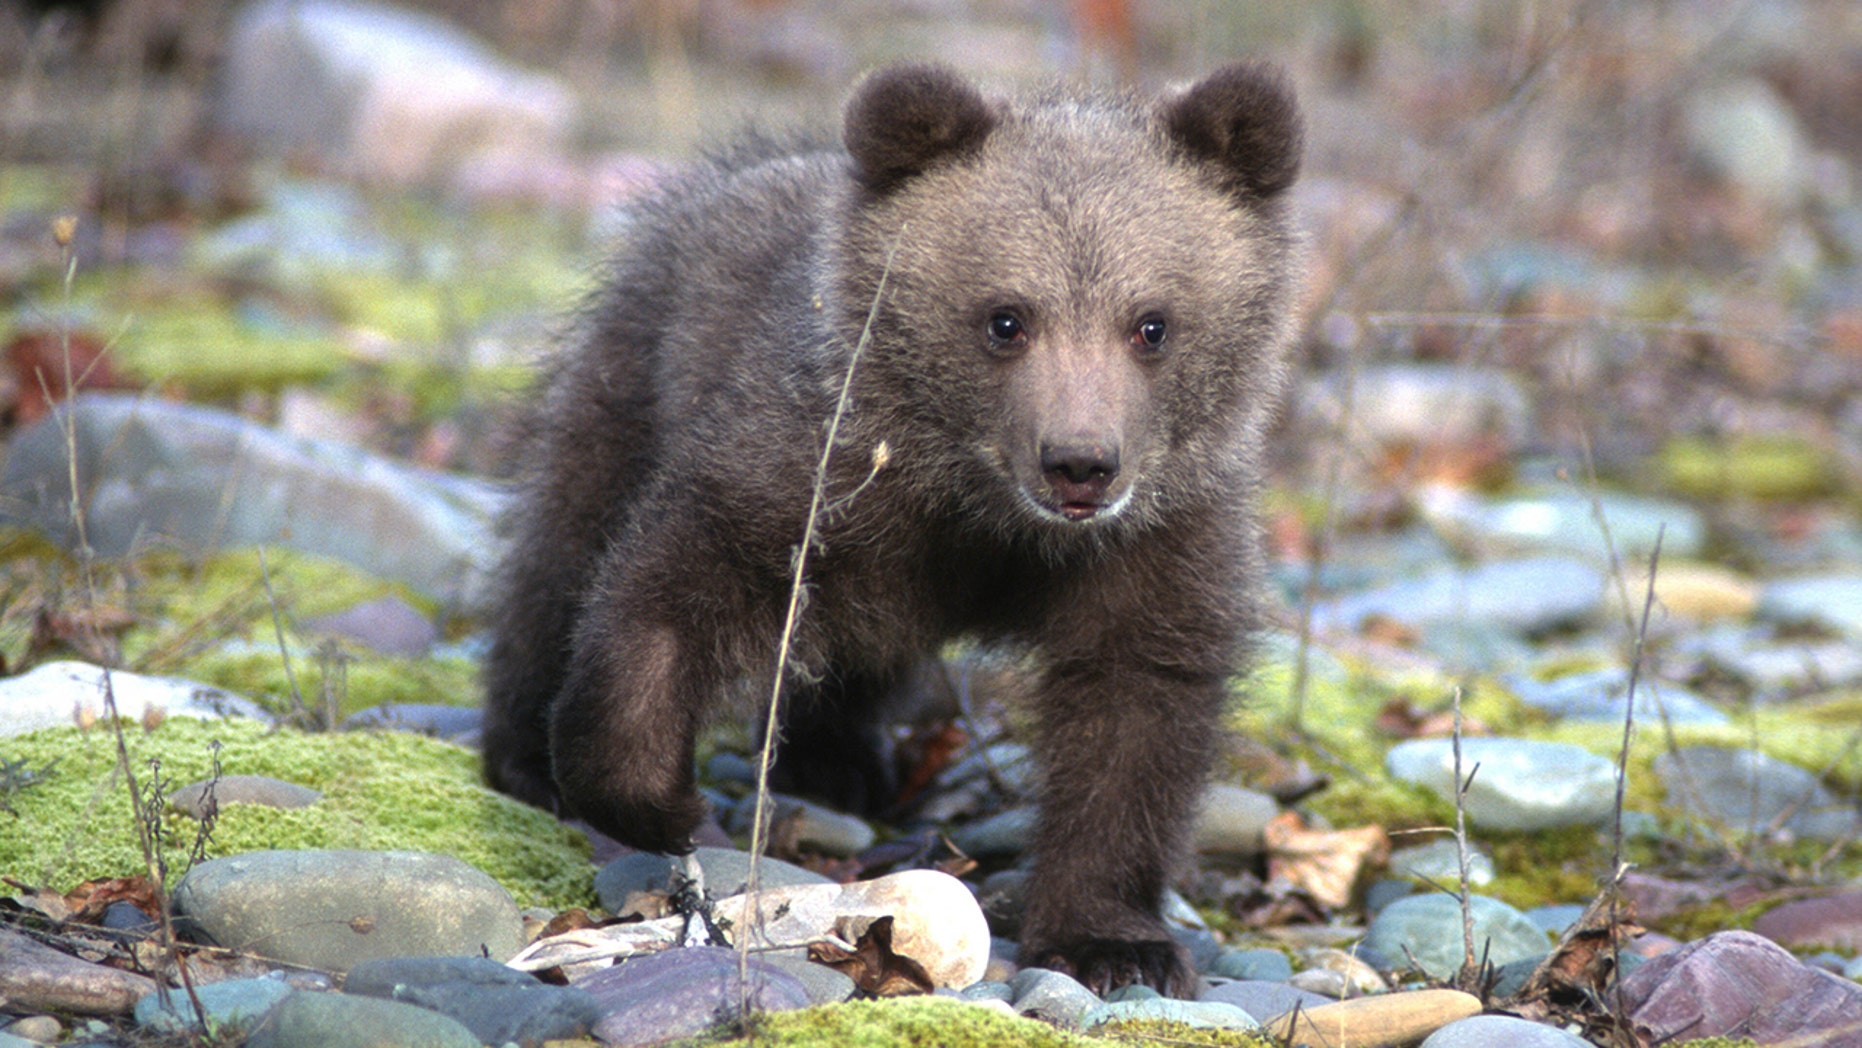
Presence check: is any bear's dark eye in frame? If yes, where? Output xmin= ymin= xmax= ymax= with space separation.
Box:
xmin=1133 ymin=316 xmax=1168 ymax=353
xmin=987 ymin=311 xmax=1026 ymax=347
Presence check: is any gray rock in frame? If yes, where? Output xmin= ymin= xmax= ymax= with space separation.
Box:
xmin=1419 ymin=489 xmax=1704 ymax=565
xmin=348 ymin=973 xmax=599 ymax=1046
xmin=0 ymin=927 xmax=156 ymax=1016
xmin=172 ymin=850 xmax=523 ymax=971
xmin=976 ymin=869 xmax=1029 ymax=938
xmin=1422 ymin=1013 xmax=1592 ymax=1047
xmin=960 ymin=980 xmax=1014 ymax=1003
xmin=0 ymin=395 xmax=506 ymax=610
xmin=1388 ymin=838 xmax=1494 ymax=888
xmin=1524 ymin=904 xmax=1588 ymax=936
xmin=1683 ymin=78 xmax=1812 ymax=205
xmin=1302 ymin=364 xmax=1533 ymax=450
xmin=1313 ymin=557 xmax=1605 ymax=637
xmin=1618 ymin=930 xmax=1862 ymax=1045
xmin=1198 ymin=979 xmax=1330 ymax=1020
xmin=593 ymin=846 xmax=830 ymax=911
xmin=1676 ymin=624 xmax=1862 ymax=700
xmin=1104 ymin=984 xmax=1160 ymax=1002
xmin=1386 ymin=737 xmax=1618 ymax=831
xmin=134 ymin=977 xmax=294 ymax=1037
xmin=941 ymin=742 xmax=1037 ymax=795
xmin=168 ymin=775 xmax=322 ymax=819
xmin=0 ymin=1031 xmax=41 ymax=1048
xmin=1193 ymin=783 xmax=1279 ymax=854
xmin=726 ymin=793 xmax=875 ymax=856
xmin=245 ymin=990 xmax=477 ymax=1048
xmin=1009 ymin=968 xmax=1101 ymax=1028
xmin=343 ymin=956 xmax=535 ymax=994
xmin=342 ymin=703 xmax=483 ymax=739
xmin=0 ymin=661 xmax=268 ymax=738
xmin=949 ymin=806 xmax=1037 ymax=859
xmin=1171 ymin=927 xmax=1224 ymax=974
xmin=1505 ymin=668 xmax=1728 ymax=726
xmin=1085 ymin=997 xmax=1260 ymax=1031
xmin=1364 ymin=879 xmax=1416 ymax=916
xmin=577 ymin=946 xmax=808 ymax=1046
xmin=1207 ymin=948 xmax=1292 ymax=982
xmin=218 ymin=0 xmax=575 ymax=184
xmin=300 ymin=595 xmax=439 ymax=657
xmin=1364 ymin=893 xmax=1550 ymax=979
xmin=1489 ymin=954 xmax=1547 ymax=998
xmin=758 ymin=954 xmax=857 ymax=1005
xmin=1655 ymin=746 xmax=1862 ymax=840
xmin=0 ymin=1016 xmax=59 ymax=1043
xmin=1760 ymin=574 xmax=1862 ymax=639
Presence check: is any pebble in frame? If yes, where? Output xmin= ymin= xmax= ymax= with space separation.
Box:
xmin=1296 ymin=947 xmax=1388 ymax=995
xmin=578 ymin=946 xmax=807 ymax=1046
xmin=0 ymin=1032 xmax=37 ymax=1048
xmin=1269 ymin=988 xmax=1482 ymax=1048
xmin=1364 ymin=893 xmax=1551 ymax=979
xmin=1524 ymin=903 xmax=1588 ymax=936
xmin=167 ymin=774 xmax=322 ymax=818
xmin=1676 ymin=624 xmax=1862 ymax=700
xmin=0 ymin=660 xmax=269 ymax=738
xmin=1199 ymin=979 xmax=1332 ymax=1019
xmin=726 ymin=792 xmax=876 ymax=856
xmin=1207 ymin=947 xmax=1293 ymax=982
xmin=1385 ymin=737 xmax=1618 ymax=831
xmin=1008 ymin=968 xmax=1101 ymax=1029
xmin=594 ymin=845 xmax=830 ymax=911
xmin=245 ymin=989 xmax=478 ymax=1048
xmin=299 ymin=595 xmax=440 ymax=657
xmin=1617 ymin=930 xmax=1862 ymax=1044
xmin=1 ymin=1016 xmax=60 ymax=1042
xmin=1751 ymin=891 xmax=1862 ymax=952
xmin=1301 ymin=364 xmax=1534 ymax=449
xmin=1759 ymin=573 xmax=1862 ymax=638
xmin=960 ymin=980 xmax=1014 ymax=1003
xmin=759 ymin=953 xmax=858 ymax=1005
xmin=976 ymin=869 xmax=1029 ymax=937
xmin=1084 ymin=996 xmax=1260 ymax=1031
xmin=171 ymin=849 xmax=524 ymax=971
xmin=0 ymin=927 xmax=156 ymax=1016
xmin=1313 ymin=556 xmax=1605 ymax=637
xmin=1419 ymin=488 xmax=1705 ymax=564
xmin=1622 ymin=561 xmax=1760 ymax=621
xmin=342 ymin=703 xmax=483 ymax=739
xmin=1193 ymin=782 xmax=1280 ymax=854
xmin=1388 ymin=838 xmax=1494 ymax=887
xmin=1504 ymin=667 xmax=1728 ymax=726
xmin=948 ymin=805 xmax=1038 ymax=858
xmin=134 ymin=977 xmax=295 ymax=1037
xmin=1682 ymin=77 xmax=1813 ymax=205
xmin=1653 ymin=745 xmax=1862 ymax=839
xmin=1421 ymin=1013 xmax=1593 ymax=1047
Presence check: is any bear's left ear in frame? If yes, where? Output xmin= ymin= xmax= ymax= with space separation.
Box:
xmin=844 ymin=64 xmax=996 ymax=193
xmin=1163 ymin=62 xmax=1303 ymax=199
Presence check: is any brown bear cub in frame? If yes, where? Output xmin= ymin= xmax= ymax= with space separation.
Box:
xmin=483 ymin=62 xmax=1303 ymax=995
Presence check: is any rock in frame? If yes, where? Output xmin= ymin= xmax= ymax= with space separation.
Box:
xmin=1618 ymin=560 xmax=1760 ymax=620
xmin=1761 ymin=574 xmax=1862 ymax=638
xmin=577 ymin=946 xmax=808 ymax=1046
xmin=976 ymin=870 xmax=1030 ymax=937
xmin=1524 ymin=904 xmax=1588 ymax=937
xmin=172 ymin=850 xmax=524 ymax=971
xmin=593 ymin=847 xmax=831 ymax=912
xmin=342 ymin=703 xmax=483 ymax=739
xmin=1104 ymin=984 xmax=1160 ymax=1002
xmin=1199 ymin=979 xmax=1331 ymax=1020
xmin=1268 ymin=988 xmax=1482 ymax=1048
xmin=1207 ymin=948 xmax=1293 ymax=982
xmin=1085 ymin=996 xmax=1260 ymax=1031
xmin=960 ymin=980 xmax=1013 ymax=1003
xmin=1364 ymin=894 xmax=1550 ymax=979
xmin=1385 ymin=737 xmax=1618 ymax=831
xmin=948 ymin=805 xmax=1037 ymax=858
xmin=1301 ymin=364 xmax=1533 ymax=450
xmin=218 ymin=0 xmax=575 ymax=184
xmin=344 ymin=956 xmax=537 ymax=994
xmin=726 ymin=793 xmax=876 ymax=856
xmin=0 ymin=395 xmax=507 ymax=610
xmin=1654 ymin=746 xmax=1862 ymax=840
xmin=1617 ymin=930 xmax=1862 ymax=1044
xmin=300 ymin=596 xmax=439 ymax=657
xmin=167 ymin=774 xmax=322 ymax=818
xmin=1683 ymin=78 xmax=1812 ymax=205
xmin=758 ymin=954 xmax=857 ymax=1005
xmin=941 ymin=741 xmax=1038 ymax=795
xmin=134 ymin=977 xmax=295 ymax=1037
xmin=1295 ymin=947 xmax=1388 ymax=996
xmin=1009 ymin=968 xmax=1101 ymax=1029
xmin=1418 ymin=488 xmax=1705 ymax=564
xmin=245 ymin=990 xmax=478 ymax=1048
xmin=1193 ymin=782 xmax=1279 ymax=854
xmin=1676 ymin=624 xmax=1862 ymax=701
xmin=1 ymin=1016 xmax=59 ymax=1043
xmin=1388 ymin=838 xmax=1494 ymax=888
xmin=1753 ymin=892 xmax=1862 ymax=953
xmin=0 ymin=1031 xmax=42 ymax=1048
xmin=1313 ymin=556 xmax=1605 ymax=637
xmin=1421 ymin=1013 xmax=1593 ymax=1047
xmin=0 ymin=927 xmax=156 ymax=1015
xmin=1504 ymin=667 xmax=1728 ymax=726
xmin=0 ymin=661 xmax=268 ymax=738
xmin=346 ymin=965 xmax=600 ymax=1046
xmin=711 ymin=870 xmax=990 ymax=989
xmin=1170 ymin=926 xmax=1224 ymax=974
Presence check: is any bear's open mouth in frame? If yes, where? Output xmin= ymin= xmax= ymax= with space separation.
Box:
xmin=1058 ymin=501 xmax=1102 ymax=521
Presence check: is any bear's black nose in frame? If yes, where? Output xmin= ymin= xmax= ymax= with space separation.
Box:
xmin=1041 ymin=443 xmax=1119 ymax=501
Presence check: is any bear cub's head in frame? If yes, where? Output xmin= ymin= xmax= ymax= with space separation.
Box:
xmin=832 ymin=63 xmax=1303 ymax=534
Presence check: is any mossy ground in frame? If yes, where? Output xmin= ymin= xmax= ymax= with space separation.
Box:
xmin=685 ymin=997 xmax=1273 ymax=1048
xmin=0 ymin=716 xmax=593 ymax=909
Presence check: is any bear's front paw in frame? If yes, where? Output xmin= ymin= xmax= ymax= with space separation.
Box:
xmin=1020 ymin=937 xmax=1197 ymax=998
xmin=562 ymin=781 xmax=709 ymax=856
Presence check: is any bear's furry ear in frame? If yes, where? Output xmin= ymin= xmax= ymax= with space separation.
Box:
xmin=844 ymin=64 xmax=996 ymax=192
xmin=1163 ymin=62 xmax=1303 ymax=199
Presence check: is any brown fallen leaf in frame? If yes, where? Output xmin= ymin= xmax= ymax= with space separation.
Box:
xmin=807 ymin=915 xmax=935 ymax=997
xmin=1375 ymin=696 xmax=1492 ymax=739
xmin=63 ymin=876 xmax=162 ymax=926
xmin=1507 ymin=883 xmax=1648 ymax=1046
xmin=1263 ymin=811 xmax=1390 ymax=910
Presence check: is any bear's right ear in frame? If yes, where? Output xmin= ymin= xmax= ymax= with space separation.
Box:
xmin=1163 ymin=62 xmax=1303 ymax=199
xmin=844 ymin=64 xmax=996 ymax=193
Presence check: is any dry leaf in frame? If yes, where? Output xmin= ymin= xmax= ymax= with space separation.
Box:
xmin=1263 ymin=812 xmax=1390 ymax=910
xmin=807 ymin=915 xmax=936 ymax=996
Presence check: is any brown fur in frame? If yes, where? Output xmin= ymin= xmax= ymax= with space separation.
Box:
xmin=482 ymin=62 xmax=1303 ymax=996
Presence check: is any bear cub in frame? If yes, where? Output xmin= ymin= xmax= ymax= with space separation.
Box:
xmin=483 ymin=62 xmax=1303 ymax=995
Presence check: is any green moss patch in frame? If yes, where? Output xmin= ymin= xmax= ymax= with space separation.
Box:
xmin=0 ymin=717 xmax=592 ymax=909
xmin=698 ymin=997 xmax=1099 ymax=1048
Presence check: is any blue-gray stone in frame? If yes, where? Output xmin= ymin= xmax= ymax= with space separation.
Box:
xmin=343 ymin=954 xmax=602 ymax=1045
xmin=167 ymin=775 xmax=322 ymax=819
xmin=344 ymin=956 xmax=536 ymax=994
xmin=1009 ymin=968 xmax=1101 ymax=1029
xmin=1104 ymin=984 xmax=1161 ymax=1003
xmin=1365 ymin=893 xmax=1551 ymax=979
xmin=579 ymin=946 xmax=808 ymax=1046
xmin=1207 ymin=948 xmax=1292 ymax=982
xmin=244 ymin=991 xmax=478 ymax=1048
xmin=1676 ymin=623 xmax=1862 ymax=700
xmin=1760 ymin=574 xmax=1862 ymax=638
xmin=949 ymin=806 xmax=1037 ymax=859
xmin=0 ymin=1033 xmax=38 ymax=1048
xmin=1198 ymin=979 xmax=1330 ymax=1019
xmin=300 ymin=596 xmax=439 ymax=657
xmin=1654 ymin=746 xmax=1862 ymax=840
xmin=1505 ymin=668 xmax=1727 ymax=726
xmin=342 ymin=703 xmax=481 ymax=738
xmin=1490 ymin=954 xmax=1546 ymax=998
xmin=1388 ymin=838 xmax=1494 ymax=887
xmin=134 ymin=977 xmax=294 ymax=1037
xmin=1171 ymin=927 xmax=1224 ymax=973
xmin=724 ymin=793 xmax=876 ymax=856
xmin=1524 ymin=904 xmax=1588 ymax=937
xmin=1386 ymin=737 xmax=1618 ymax=831
xmin=1085 ymin=997 xmax=1259 ymax=1031
xmin=1313 ymin=557 xmax=1605 ymax=637
xmin=0 ymin=660 xmax=269 ymax=738
xmin=1422 ymin=489 xmax=1704 ymax=564
xmin=959 ymin=980 xmax=1014 ymax=1003
xmin=759 ymin=954 xmax=857 ymax=1006
xmin=1364 ymin=879 xmax=1416 ymax=917
xmin=1422 ymin=1013 xmax=1593 ymax=1047
xmin=593 ymin=846 xmax=830 ymax=911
